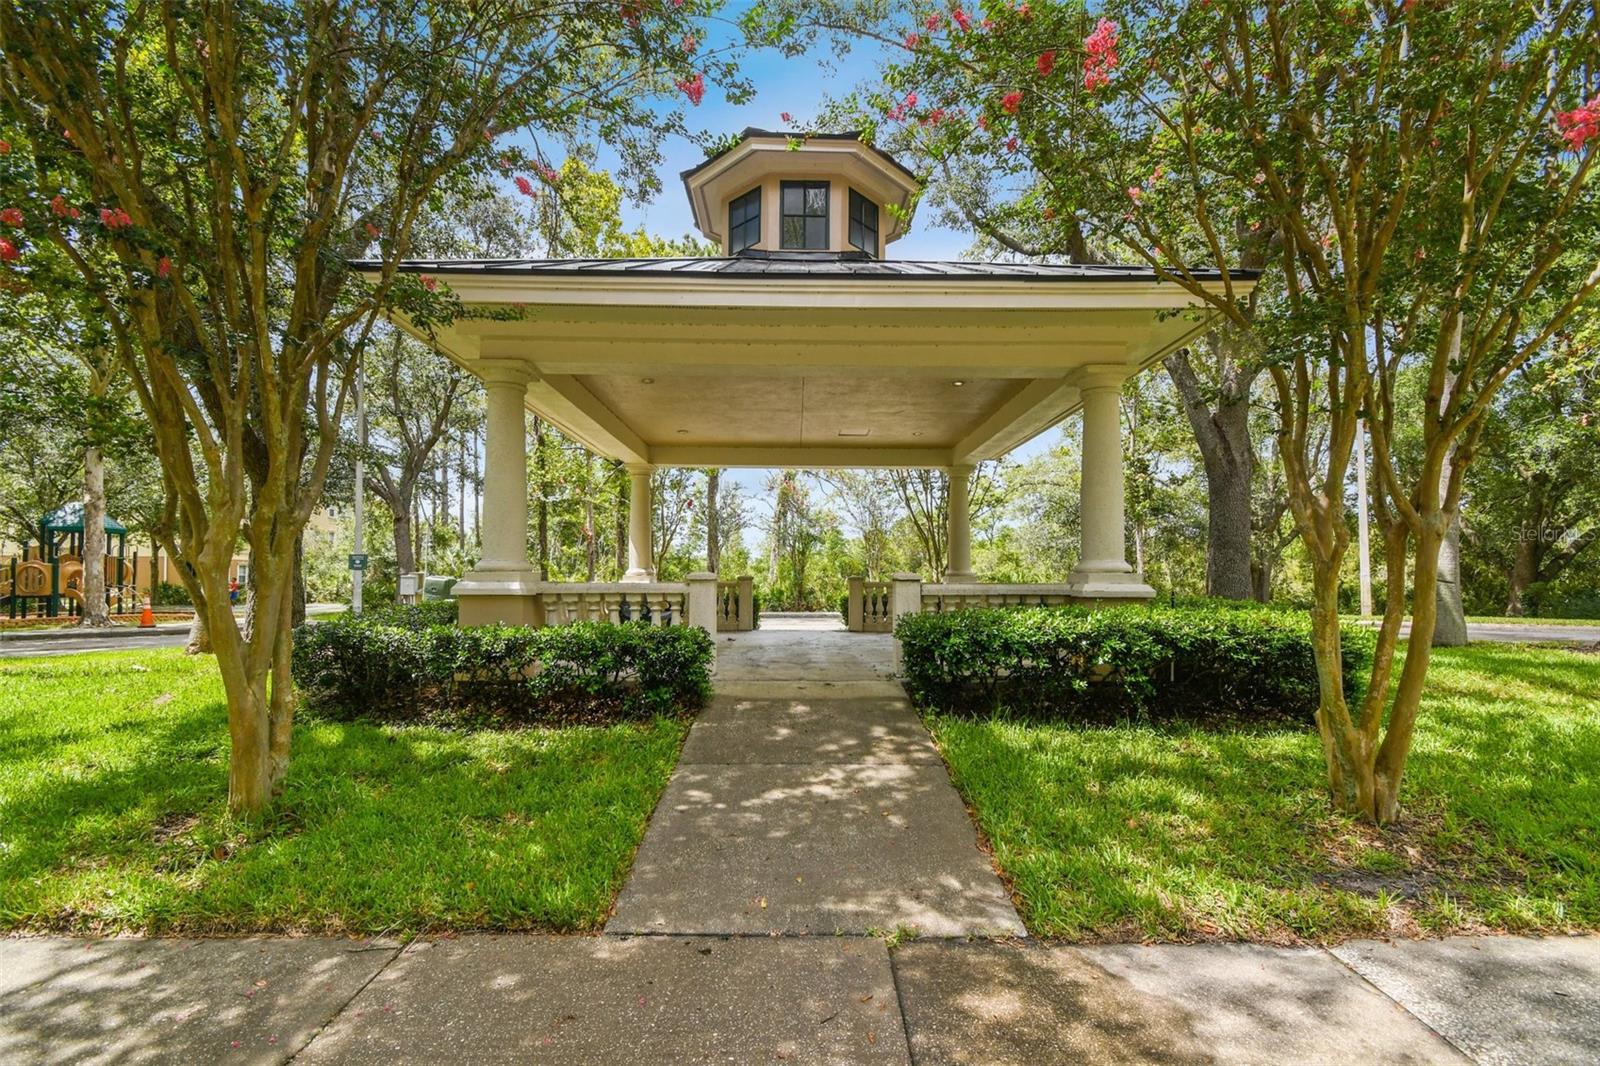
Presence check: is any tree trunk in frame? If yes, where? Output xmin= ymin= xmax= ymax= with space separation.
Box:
xmin=78 ymin=445 xmax=112 ymax=626
xmin=1250 ymin=554 xmax=1273 ymax=602
xmin=1504 ymin=535 xmax=1536 ymax=616
xmin=613 ymin=461 xmax=627 ymax=576
xmin=1432 ymin=383 xmax=1468 ymax=644
xmin=393 ymin=504 xmax=416 ymax=582
xmin=1165 ymin=349 xmax=1255 ymax=599
xmin=185 ymin=610 xmax=210 ymax=655
xmin=706 ymin=468 xmax=721 ymax=575
xmin=291 ymin=531 xmax=307 ymax=629
xmin=534 ymin=417 xmax=549 ymax=579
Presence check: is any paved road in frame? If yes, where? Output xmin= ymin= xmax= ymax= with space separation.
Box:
xmin=0 ymin=606 xmax=348 ymax=659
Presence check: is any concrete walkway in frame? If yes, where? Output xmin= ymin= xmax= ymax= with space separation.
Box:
xmin=5 ymin=615 xmax=1599 ymax=1062
xmin=5 ymin=932 xmax=1597 ymax=1063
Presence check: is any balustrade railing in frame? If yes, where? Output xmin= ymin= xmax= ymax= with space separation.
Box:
xmin=920 ymin=583 xmax=1077 ymax=613
xmin=537 ymin=584 xmax=687 ymax=627
xmin=845 ymin=575 xmax=895 ymax=632
xmin=715 ymin=575 xmax=755 ymax=631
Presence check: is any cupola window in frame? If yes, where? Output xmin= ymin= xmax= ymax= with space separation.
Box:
xmin=728 ymin=187 xmax=761 ymax=254
xmin=780 ymin=181 xmax=830 ymax=250
xmin=848 ymin=189 xmax=879 ymax=257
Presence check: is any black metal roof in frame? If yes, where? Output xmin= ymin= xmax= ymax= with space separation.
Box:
xmin=356 ymin=250 xmax=1251 ymax=283
xmin=679 ymin=128 xmax=921 ymax=186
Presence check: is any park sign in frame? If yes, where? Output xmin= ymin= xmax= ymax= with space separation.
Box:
xmin=348 ymin=553 xmax=369 ymax=572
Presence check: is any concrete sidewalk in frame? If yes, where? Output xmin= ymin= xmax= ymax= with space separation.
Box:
xmin=3 ymin=932 xmax=1596 ymax=1063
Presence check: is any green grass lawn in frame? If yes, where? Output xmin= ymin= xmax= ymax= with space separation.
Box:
xmin=0 ymin=648 xmax=686 ymax=935
xmin=929 ymin=643 xmax=1600 ymax=943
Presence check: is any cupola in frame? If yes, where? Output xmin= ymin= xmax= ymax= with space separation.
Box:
xmin=680 ymin=129 xmax=922 ymax=259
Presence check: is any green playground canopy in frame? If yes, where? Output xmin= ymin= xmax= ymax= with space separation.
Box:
xmin=40 ymin=503 xmax=129 ymax=536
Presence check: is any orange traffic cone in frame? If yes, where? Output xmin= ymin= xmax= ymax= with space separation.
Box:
xmin=139 ymin=598 xmax=155 ymax=628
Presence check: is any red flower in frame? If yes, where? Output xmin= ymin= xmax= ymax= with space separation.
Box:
xmin=0 ymin=207 xmax=22 ymax=226
xmin=1001 ymin=91 xmax=1023 ymax=114
xmin=0 ymin=238 xmax=17 ymax=261
xmin=420 ymin=274 xmax=438 ymax=291
xmin=781 ymin=111 xmax=793 ymax=123
xmin=1126 ymin=186 xmax=1142 ymax=202
xmin=364 ymin=221 xmax=381 ymax=239
xmin=0 ymin=140 xmax=9 ymax=154
xmin=681 ymin=33 xmax=697 ymax=54
xmin=977 ymin=115 xmax=988 ymax=131
xmin=157 ymin=256 xmax=172 ymax=278
xmin=952 ymin=8 xmax=972 ymax=32
xmin=1036 ymin=50 xmax=1056 ymax=77
xmin=50 ymin=195 xmax=70 ymax=217
xmin=1007 ymin=136 xmax=1019 ymax=151
xmin=1083 ymin=18 xmax=1120 ymax=91
xmin=675 ymin=72 xmax=706 ymax=106
xmin=99 ymin=207 xmax=132 ymax=229
xmin=1016 ymin=2 xmax=1030 ymax=16
xmin=1556 ymin=96 xmax=1600 ymax=152
xmin=904 ymin=31 xmax=920 ymax=49
xmin=925 ymin=13 xmax=941 ymax=30
xmin=515 ymin=175 xmax=536 ymax=197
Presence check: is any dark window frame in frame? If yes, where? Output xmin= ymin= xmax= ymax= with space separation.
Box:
xmin=728 ymin=186 xmax=761 ymax=254
xmin=780 ymin=180 xmax=830 ymax=250
xmin=848 ymin=188 xmax=879 ymax=257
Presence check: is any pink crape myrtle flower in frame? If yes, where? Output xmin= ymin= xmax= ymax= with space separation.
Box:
xmin=904 ymin=31 xmax=920 ymax=49
xmin=420 ymin=274 xmax=438 ymax=291
xmin=781 ymin=111 xmax=793 ymax=123
xmin=1037 ymin=50 xmax=1056 ymax=77
xmin=1001 ymin=90 xmax=1023 ymax=114
xmin=676 ymin=73 xmax=706 ymax=106
xmin=925 ymin=13 xmax=942 ymax=30
xmin=1083 ymin=18 xmax=1120 ymax=91
xmin=681 ymin=34 xmax=697 ymax=55
xmin=514 ymin=175 xmax=536 ymax=197
xmin=99 ymin=207 xmax=132 ymax=229
xmin=951 ymin=8 xmax=972 ymax=32
xmin=1556 ymin=96 xmax=1600 ymax=151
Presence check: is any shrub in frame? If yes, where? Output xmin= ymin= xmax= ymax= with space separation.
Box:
xmin=292 ymin=616 xmax=712 ymax=726
xmin=896 ymin=603 xmax=1374 ymax=726
xmin=150 ymin=580 xmax=192 ymax=607
xmin=356 ymin=599 xmax=459 ymax=626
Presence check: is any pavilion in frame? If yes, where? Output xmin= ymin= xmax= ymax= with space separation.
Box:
xmin=358 ymin=129 xmax=1255 ymax=628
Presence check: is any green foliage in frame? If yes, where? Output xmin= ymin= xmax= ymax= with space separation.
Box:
xmin=292 ymin=617 xmax=713 ymax=725
xmin=931 ymin=644 xmax=1600 ymax=940
xmin=0 ymin=648 xmax=684 ymax=934
xmin=149 ymin=581 xmax=192 ymax=607
xmin=358 ymin=599 xmax=459 ymax=626
xmin=897 ymin=603 xmax=1373 ymax=724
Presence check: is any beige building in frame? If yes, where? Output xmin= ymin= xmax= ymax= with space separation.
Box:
xmin=360 ymin=129 xmax=1255 ymax=630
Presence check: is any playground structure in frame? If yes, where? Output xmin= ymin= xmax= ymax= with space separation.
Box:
xmin=1 ymin=504 xmax=137 ymax=619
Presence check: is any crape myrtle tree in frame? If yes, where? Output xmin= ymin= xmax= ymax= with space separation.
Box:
xmin=757 ymin=0 xmax=1600 ymax=823
xmin=0 ymin=0 xmax=746 ymax=815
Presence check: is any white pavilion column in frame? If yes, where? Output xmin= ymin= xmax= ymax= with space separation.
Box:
xmin=945 ymin=463 xmax=974 ymax=582
xmin=455 ymin=358 xmax=541 ymax=625
xmin=623 ymin=463 xmax=656 ymax=582
xmin=1067 ymin=366 xmax=1155 ymax=601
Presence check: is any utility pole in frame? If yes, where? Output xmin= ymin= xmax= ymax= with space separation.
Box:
xmin=352 ymin=360 xmax=366 ymax=615
xmin=1356 ymin=419 xmax=1373 ymax=617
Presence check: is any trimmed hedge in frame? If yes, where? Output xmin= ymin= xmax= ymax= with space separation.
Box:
xmin=292 ymin=615 xmax=713 ymax=726
xmin=356 ymin=599 xmax=459 ymax=626
xmin=896 ymin=603 xmax=1374 ymax=725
